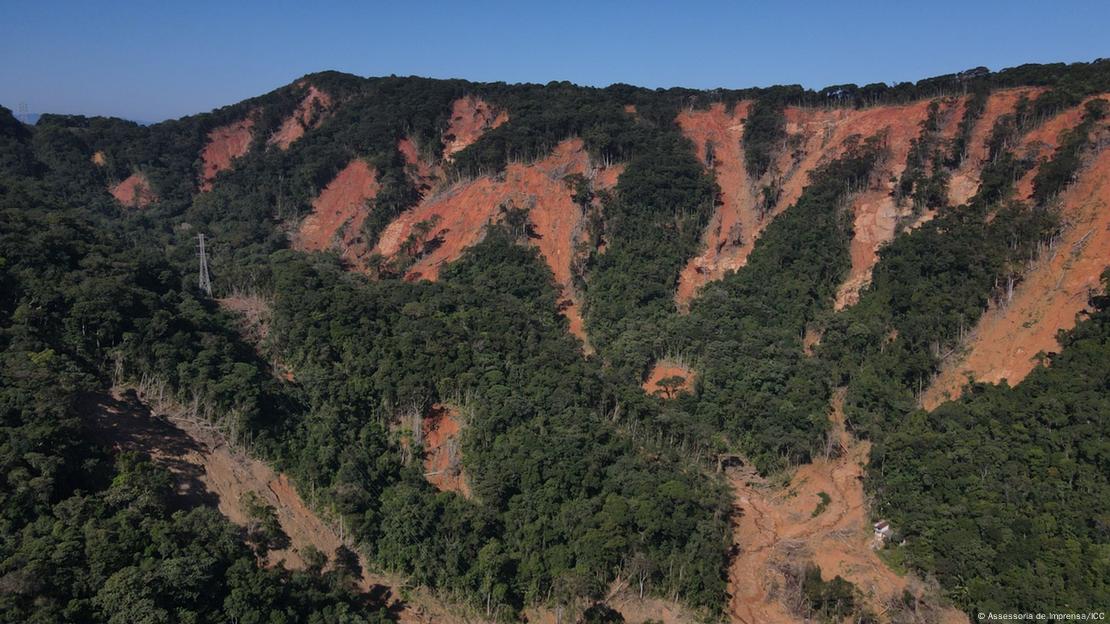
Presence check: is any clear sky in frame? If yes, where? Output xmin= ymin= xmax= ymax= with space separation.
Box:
xmin=2 ymin=0 xmax=1107 ymax=122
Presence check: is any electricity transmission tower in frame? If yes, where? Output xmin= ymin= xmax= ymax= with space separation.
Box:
xmin=197 ymin=234 xmax=212 ymax=295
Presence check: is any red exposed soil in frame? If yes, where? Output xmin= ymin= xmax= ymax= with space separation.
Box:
xmin=593 ymin=160 xmax=624 ymax=190
xmin=91 ymin=150 xmax=107 ymax=167
xmin=199 ymin=116 xmax=256 ymax=191
xmin=834 ymin=98 xmax=969 ymax=308
xmin=841 ymin=92 xmax=1105 ymax=310
xmin=374 ymin=138 xmax=622 ymax=345
xmin=674 ymin=102 xmax=755 ymax=305
xmin=948 ymin=88 xmax=1045 ymax=206
xmin=443 ymin=96 xmax=508 ymax=161
xmin=802 ymin=327 xmax=822 ymax=356
xmin=269 ymin=85 xmax=332 ymax=150
xmin=422 ymin=404 xmax=469 ymax=497
xmin=1012 ymin=99 xmax=1105 ymax=201
xmin=293 ymin=158 xmax=380 ymax=263
xmin=676 ymin=99 xmax=946 ymax=308
xmin=835 ymin=189 xmax=901 ymax=309
xmin=778 ymin=101 xmax=930 ymax=225
xmin=110 ymin=172 xmax=157 ymax=208
xmin=642 ymin=360 xmax=695 ymax=398
xmin=940 ymin=95 xmax=968 ymax=140
xmin=922 ymin=139 xmax=1110 ymax=409
xmin=398 ymin=136 xmax=444 ymax=198
xmin=675 ymin=92 xmax=1087 ymax=311
xmin=726 ymin=390 xmax=966 ymax=624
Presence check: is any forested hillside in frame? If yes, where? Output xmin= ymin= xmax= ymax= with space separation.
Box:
xmin=2 ymin=59 xmax=1108 ymax=622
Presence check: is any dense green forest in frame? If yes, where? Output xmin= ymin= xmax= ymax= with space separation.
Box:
xmin=870 ymin=278 xmax=1110 ymax=611
xmin=0 ymin=108 xmax=390 ymax=622
xmin=1 ymin=58 xmax=1108 ymax=621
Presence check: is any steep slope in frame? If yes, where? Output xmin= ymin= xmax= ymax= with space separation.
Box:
xmin=833 ymin=98 xmax=968 ymax=308
xmin=1012 ymin=99 xmax=1098 ymax=200
xmin=373 ymin=138 xmax=622 ymax=343
xmin=422 ymin=404 xmax=469 ymax=497
xmin=947 ymin=87 xmax=1044 ymax=205
xmin=292 ymin=158 xmax=380 ymax=262
xmin=398 ymin=136 xmax=441 ymax=195
xmin=23 ymin=64 xmax=1110 ymax=621
xmin=85 ymin=388 xmax=477 ymax=624
xmin=674 ymin=102 xmax=755 ymax=305
xmin=674 ymin=89 xmax=1104 ymax=312
xmin=268 ymin=84 xmax=332 ymax=150
xmin=676 ymin=99 xmax=941 ymax=307
xmin=922 ymin=140 xmax=1110 ymax=409
xmin=443 ymin=96 xmax=508 ymax=160
xmin=199 ymin=116 xmax=255 ymax=191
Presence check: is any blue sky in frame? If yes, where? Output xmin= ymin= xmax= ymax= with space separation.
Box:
xmin=2 ymin=0 xmax=1107 ymax=122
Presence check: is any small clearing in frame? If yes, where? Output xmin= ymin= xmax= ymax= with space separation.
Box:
xmin=110 ymin=172 xmax=157 ymax=208
xmin=422 ymin=404 xmax=470 ymax=497
xmin=217 ymin=292 xmax=273 ymax=344
xmin=642 ymin=360 xmax=696 ymax=398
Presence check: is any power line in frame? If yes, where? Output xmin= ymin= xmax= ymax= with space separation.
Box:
xmin=197 ymin=233 xmax=212 ymax=295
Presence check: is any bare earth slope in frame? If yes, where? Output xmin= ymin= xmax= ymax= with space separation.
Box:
xmin=269 ymin=84 xmax=332 ymax=150
xmin=443 ymin=96 xmax=508 ymax=160
xmin=923 ymin=137 xmax=1110 ymax=409
xmin=110 ymin=172 xmax=157 ymax=208
xmin=947 ymin=88 xmax=1045 ymax=205
xmin=293 ymin=158 xmax=380 ymax=263
xmin=373 ymin=138 xmax=622 ymax=345
xmin=199 ymin=117 xmax=255 ymax=191
xmin=676 ymin=99 xmax=943 ymax=308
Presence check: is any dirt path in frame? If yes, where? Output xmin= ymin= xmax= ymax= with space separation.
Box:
xmin=82 ymin=388 xmax=480 ymax=624
xmin=725 ymin=390 xmax=968 ymax=623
